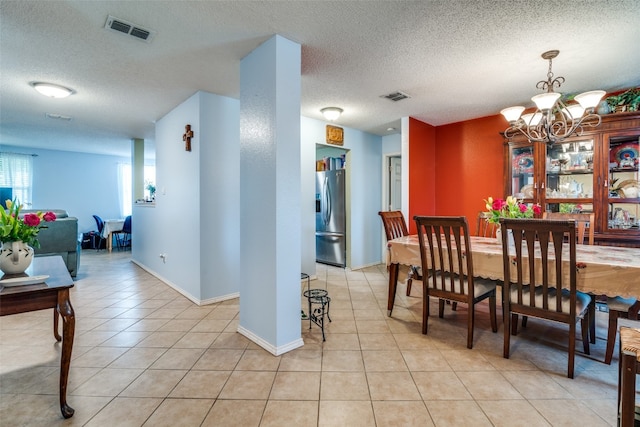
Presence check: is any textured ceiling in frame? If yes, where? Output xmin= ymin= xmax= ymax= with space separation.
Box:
xmin=1 ymin=1 xmax=639 ymax=158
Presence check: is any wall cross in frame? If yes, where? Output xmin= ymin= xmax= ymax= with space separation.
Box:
xmin=183 ymin=124 xmax=194 ymax=151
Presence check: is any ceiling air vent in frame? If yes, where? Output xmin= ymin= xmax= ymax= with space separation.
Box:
xmin=105 ymin=15 xmax=155 ymax=43
xmin=380 ymin=91 xmax=411 ymax=102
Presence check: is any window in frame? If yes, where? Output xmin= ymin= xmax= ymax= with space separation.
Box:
xmin=0 ymin=152 xmax=33 ymax=206
xmin=117 ymin=163 xmax=155 ymax=216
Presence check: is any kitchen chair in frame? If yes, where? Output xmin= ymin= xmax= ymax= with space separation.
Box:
xmin=92 ymin=214 xmax=105 ymax=251
xmin=476 ymin=211 xmax=496 ymax=237
xmin=115 ymin=215 xmax=132 ymax=250
xmin=500 ymin=218 xmax=592 ymax=378
xmin=379 ymin=211 xmax=422 ymax=296
xmin=414 ymin=215 xmax=498 ymax=349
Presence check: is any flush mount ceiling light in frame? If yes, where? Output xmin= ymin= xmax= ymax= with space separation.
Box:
xmin=500 ymin=50 xmax=605 ymax=146
xmin=321 ymin=107 xmax=343 ymax=121
xmin=30 ymin=82 xmax=74 ymax=98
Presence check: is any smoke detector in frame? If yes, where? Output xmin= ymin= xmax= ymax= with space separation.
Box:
xmin=105 ymin=15 xmax=156 ymax=43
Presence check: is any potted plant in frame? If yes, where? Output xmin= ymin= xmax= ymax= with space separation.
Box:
xmin=145 ymin=182 xmax=156 ymax=200
xmin=607 ymin=88 xmax=640 ymax=113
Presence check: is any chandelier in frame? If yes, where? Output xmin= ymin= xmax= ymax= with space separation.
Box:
xmin=500 ymin=50 xmax=605 ymax=146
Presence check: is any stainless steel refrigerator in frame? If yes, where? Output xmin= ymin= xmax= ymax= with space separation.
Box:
xmin=315 ymin=169 xmax=346 ymax=267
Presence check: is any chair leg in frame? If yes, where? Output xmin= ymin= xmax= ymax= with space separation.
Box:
xmin=467 ymin=302 xmax=474 ymax=349
xmin=489 ymin=292 xmax=498 ymax=333
xmin=605 ymin=310 xmax=622 ymax=365
xmin=503 ymin=306 xmax=511 ymax=359
xmin=422 ymin=290 xmax=430 ymax=335
xmin=406 ymin=278 xmax=413 ymax=296
xmin=511 ymin=314 xmax=519 ymax=335
xmin=588 ymin=294 xmax=597 ymax=344
xmin=580 ymin=316 xmax=590 ymax=355
xmin=568 ymin=321 xmax=576 ymax=379
xmin=438 ymin=299 xmax=445 ymax=318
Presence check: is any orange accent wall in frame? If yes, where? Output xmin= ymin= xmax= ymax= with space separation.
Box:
xmin=408 ymin=114 xmax=505 ymax=235
xmin=408 ymin=117 xmax=436 ymax=233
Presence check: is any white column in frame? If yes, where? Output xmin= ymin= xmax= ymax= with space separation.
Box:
xmin=239 ymin=35 xmax=303 ymax=355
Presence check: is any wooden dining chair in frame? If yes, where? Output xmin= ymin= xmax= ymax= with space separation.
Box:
xmin=476 ymin=211 xmax=496 ymax=237
xmin=379 ymin=211 xmax=422 ymax=296
xmin=544 ymin=211 xmax=639 ymax=364
xmin=414 ymin=215 xmax=498 ymax=349
xmin=500 ymin=218 xmax=592 ymax=378
xmin=542 ymin=211 xmax=594 ymax=245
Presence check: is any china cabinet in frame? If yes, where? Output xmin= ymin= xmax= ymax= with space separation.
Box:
xmin=503 ymin=112 xmax=640 ymax=247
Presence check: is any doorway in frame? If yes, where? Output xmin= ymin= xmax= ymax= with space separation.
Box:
xmin=387 ymin=155 xmax=401 ymax=211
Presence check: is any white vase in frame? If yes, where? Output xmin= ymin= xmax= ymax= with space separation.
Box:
xmin=495 ymin=228 xmax=515 ymax=247
xmin=0 ymin=241 xmax=34 ymax=275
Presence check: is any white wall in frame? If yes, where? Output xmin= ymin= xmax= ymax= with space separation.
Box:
xmin=3 ymin=144 xmax=129 ymax=233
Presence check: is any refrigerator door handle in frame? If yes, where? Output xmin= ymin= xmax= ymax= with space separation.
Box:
xmin=323 ymin=176 xmax=331 ymax=226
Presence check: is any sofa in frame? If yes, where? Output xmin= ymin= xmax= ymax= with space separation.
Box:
xmin=20 ymin=209 xmax=80 ymax=277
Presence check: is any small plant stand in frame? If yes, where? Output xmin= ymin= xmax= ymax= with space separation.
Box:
xmin=303 ymin=288 xmax=331 ymax=341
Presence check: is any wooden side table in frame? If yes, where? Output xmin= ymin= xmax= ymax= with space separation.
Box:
xmin=0 ymin=256 xmax=76 ymax=419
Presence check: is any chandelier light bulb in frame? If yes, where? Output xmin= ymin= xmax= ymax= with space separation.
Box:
xmin=500 ymin=106 xmax=525 ymax=122
xmin=30 ymin=82 xmax=74 ymax=98
xmin=531 ymin=92 xmax=561 ymax=111
xmin=574 ymin=90 xmax=606 ymax=110
xmin=562 ymin=104 xmax=585 ymax=121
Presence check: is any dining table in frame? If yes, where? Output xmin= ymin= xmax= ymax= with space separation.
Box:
xmin=101 ymin=219 xmax=125 ymax=252
xmin=387 ymin=235 xmax=640 ymax=316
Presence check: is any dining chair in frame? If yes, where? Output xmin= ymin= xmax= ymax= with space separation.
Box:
xmin=617 ymin=322 xmax=640 ymax=427
xmin=414 ymin=215 xmax=498 ymax=349
xmin=542 ymin=211 xmax=594 ymax=245
xmin=115 ymin=215 xmax=132 ymax=251
xmin=476 ymin=211 xmax=496 ymax=237
xmin=92 ymin=214 xmax=105 ymax=251
xmin=379 ymin=211 xmax=422 ymax=296
xmin=500 ymin=218 xmax=592 ymax=378
xmin=543 ymin=211 xmax=638 ymax=364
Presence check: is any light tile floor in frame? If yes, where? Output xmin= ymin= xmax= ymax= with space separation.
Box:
xmin=0 ymin=250 xmax=629 ymax=426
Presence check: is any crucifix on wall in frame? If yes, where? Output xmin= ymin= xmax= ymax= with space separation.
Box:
xmin=183 ymin=124 xmax=194 ymax=151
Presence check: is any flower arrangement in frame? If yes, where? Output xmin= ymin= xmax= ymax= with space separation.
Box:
xmin=484 ymin=196 xmax=541 ymax=225
xmin=0 ymin=199 xmax=56 ymax=248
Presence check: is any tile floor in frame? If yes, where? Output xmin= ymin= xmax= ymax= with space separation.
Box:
xmin=0 ymin=250 xmax=629 ymax=426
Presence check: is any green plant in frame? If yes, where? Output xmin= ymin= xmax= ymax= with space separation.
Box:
xmin=607 ymin=88 xmax=640 ymax=112
xmin=145 ymin=182 xmax=156 ymax=195
xmin=0 ymin=199 xmax=56 ymax=247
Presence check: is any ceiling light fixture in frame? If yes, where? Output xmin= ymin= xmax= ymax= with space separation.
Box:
xmin=321 ymin=107 xmax=343 ymax=121
xmin=500 ymin=50 xmax=605 ymax=146
xmin=30 ymin=82 xmax=74 ymax=98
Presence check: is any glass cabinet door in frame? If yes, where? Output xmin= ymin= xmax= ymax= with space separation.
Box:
xmin=510 ymin=145 xmax=535 ymax=200
xmin=608 ymin=135 xmax=639 ymax=231
xmin=544 ymin=140 xmax=595 ymax=213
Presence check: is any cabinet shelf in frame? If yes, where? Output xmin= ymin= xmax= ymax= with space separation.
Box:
xmin=611 ymin=167 xmax=639 ymax=173
xmin=547 ymin=170 xmax=594 ymax=176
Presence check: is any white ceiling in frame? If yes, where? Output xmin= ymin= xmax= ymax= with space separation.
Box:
xmin=1 ymin=1 xmax=639 ymax=158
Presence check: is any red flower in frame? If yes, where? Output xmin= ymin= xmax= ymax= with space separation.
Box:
xmin=518 ymin=204 xmax=528 ymax=213
xmin=532 ymin=205 xmax=542 ymax=215
xmin=492 ymin=199 xmax=506 ymax=211
xmin=43 ymin=211 xmax=57 ymax=222
xmin=23 ymin=213 xmax=41 ymax=227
